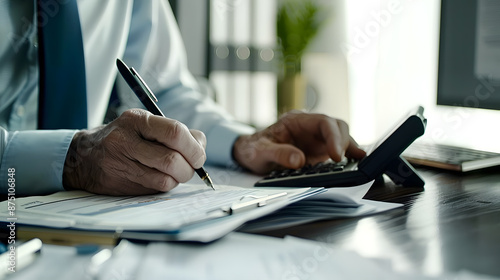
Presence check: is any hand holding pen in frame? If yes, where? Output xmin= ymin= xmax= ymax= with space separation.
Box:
xmin=116 ymin=58 xmax=215 ymax=190
xmin=61 ymin=66 xmax=212 ymax=196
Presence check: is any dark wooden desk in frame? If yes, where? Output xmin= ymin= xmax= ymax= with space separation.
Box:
xmin=256 ymin=166 xmax=500 ymax=277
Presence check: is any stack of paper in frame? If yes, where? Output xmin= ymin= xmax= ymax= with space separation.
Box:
xmin=0 ymin=179 xmax=404 ymax=242
xmin=244 ymin=181 xmax=402 ymax=232
xmin=0 ymin=185 xmax=323 ymax=242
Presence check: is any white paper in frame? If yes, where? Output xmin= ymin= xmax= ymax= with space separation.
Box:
xmin=0 ymin=185 xmax=310 ymax=230
xmin=129 ymin=233 xmax=436 ymax=280
xmin=302 ymin=179 xmax=374 ymax=204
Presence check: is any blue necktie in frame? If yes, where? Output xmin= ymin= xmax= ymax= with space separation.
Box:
xmin=37 ymin=0 xmax=88 ymax=129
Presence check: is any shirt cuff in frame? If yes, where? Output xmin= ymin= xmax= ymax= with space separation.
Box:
xmin=205 ymin=122 xmax=255 ymax=167
xmin=0 ymin=130 xmax=76 ymax=196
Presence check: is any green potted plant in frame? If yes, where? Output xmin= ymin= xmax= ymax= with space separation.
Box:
xmin=277 ymin=0 xmax=328 ymax=115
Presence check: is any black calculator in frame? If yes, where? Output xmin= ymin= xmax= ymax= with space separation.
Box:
xmin=254 ymin=106 xmax=427 ymax=188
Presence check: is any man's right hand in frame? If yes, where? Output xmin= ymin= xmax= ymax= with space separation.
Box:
xmin=63 ymin=109 xmax=207 ymax=195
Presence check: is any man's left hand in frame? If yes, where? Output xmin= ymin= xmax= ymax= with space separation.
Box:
xmin=232 ymin=111 xmax=366 ymax=174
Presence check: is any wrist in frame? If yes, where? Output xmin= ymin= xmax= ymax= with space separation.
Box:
xmin=62 ymin=130 xmax=91 ymax=191
xmin=232 ymin=135 xmax=244 ymax=165
xmin=232 ymin=134 xmax=258 ymax=172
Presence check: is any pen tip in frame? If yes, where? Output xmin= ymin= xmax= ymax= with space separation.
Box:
xmin=207 ymin=177 xmax=216 ymax=191
xmin=197 ymin=168 xmax=216 ymax=190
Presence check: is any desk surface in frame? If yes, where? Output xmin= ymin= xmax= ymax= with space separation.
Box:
xmin=253 ymin=166 xmax=500 ymax=277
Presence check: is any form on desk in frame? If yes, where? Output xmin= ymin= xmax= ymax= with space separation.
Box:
xmin=0 ymin=184 xmax=322 ymax=242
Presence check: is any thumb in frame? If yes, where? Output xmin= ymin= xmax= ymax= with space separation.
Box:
xmin=345 ymin=136 xmax=367 ymax=160
xmin=262 ymin=142 xmax=306 ymax=170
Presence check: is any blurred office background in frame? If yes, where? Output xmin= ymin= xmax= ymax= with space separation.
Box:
xmin=168 ymin=0 xmax=498 ymax=151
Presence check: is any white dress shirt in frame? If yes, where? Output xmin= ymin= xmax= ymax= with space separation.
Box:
xmin=0 ymin=0 xmax=255 ymax=195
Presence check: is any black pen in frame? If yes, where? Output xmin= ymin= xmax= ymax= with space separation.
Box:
xmin=116 ymin=58 xmax=215 ymax=191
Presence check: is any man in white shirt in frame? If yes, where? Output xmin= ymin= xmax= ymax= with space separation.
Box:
xmin=0 ymin=0 xmax=365 ymax=196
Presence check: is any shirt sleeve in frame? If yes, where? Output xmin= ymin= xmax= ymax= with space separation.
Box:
xmin=114 ymin=0 xmax=256 ymax=167
xmin=0 ymin=127 xmax=76 ymax=196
